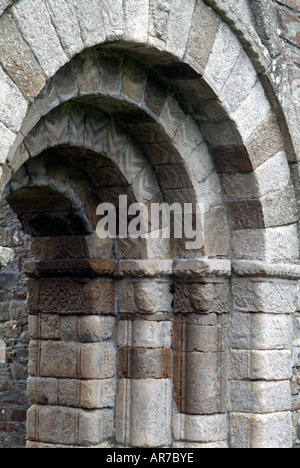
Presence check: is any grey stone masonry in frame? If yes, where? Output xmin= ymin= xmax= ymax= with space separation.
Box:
xmin=0 ymin=0 xmax=299 ymax=450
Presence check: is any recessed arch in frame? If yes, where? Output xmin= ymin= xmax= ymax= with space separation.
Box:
xmin=0 ymin=0 xmax=298 ymax=450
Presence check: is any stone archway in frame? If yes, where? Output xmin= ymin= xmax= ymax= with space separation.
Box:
xmin=0 ymin=0 xmax=298 ymax=449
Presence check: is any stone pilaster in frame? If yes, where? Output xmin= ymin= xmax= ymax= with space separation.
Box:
xmin=24 ymin=235 xmax=117 ymax=448
xmin=172 ymin=259 xmax=231 ymax=448
xmin=230 ymin=260 xmax=295 ymax=448
xmin=116 ymin=260 xmax=173 ymax=448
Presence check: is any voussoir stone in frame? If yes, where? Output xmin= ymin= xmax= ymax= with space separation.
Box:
xmin=12 ymin=0 xmax=69 ymax=77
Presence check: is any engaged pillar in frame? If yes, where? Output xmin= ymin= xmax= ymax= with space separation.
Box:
xmin=24 ymin=235 xmax=117 ymax=448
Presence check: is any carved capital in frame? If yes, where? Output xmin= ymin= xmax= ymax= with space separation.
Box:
xmin=174 ymin=280 xmax=230 ymax=314
xmin=118 ymin=279 xmax=173 ymax=315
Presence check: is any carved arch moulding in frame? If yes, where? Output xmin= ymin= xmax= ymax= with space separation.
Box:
xmin=0 ymin=0 xmax=298 ymax=449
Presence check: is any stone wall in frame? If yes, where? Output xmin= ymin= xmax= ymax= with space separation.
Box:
xmin=273 ymin=0 xmax=300 ymax=448
xmin=0 ymin=201 xmax=30 ymax=448
xmin=0 ymin=0 xmax=299 ymax=449
xmin=274 ymin=0 xmax=300 ymax=114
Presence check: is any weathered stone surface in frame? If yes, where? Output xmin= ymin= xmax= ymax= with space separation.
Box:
xmin=24 ymin=259 xmax=116 ymax=279
xmin=0 ymin=122 xmax=16 ymax=166
xmin=116 ymin=379 xmax=172 ymax=447
xmin=27 ymin=377 xmax=58 ymax=406
xmin=232 ymin=278 xmax=298 ymax=314
xmin=232 ymin=224 xmax=299 ymax=263
xmin=71 ymin=0 xmax=105 ymax=48
xmin=206 ymin=0 xmax=271 ymax=74
xmin=29 ymin=341 xmax=117 ymax=380
xmin=195 ymin=171 xmax=223 ymax=211
xmin=44 ymin=0 xmax=83 ymax=58
xmin=0 ymin=0 xmax=16 ymax=16
xmin=159 ymin=96 xmax=186 ymax=139
xmin=165 ymin=0 xmax=195 ymax=59
xmin=230 ymin=380 xmax=291 ymax=413
xmin=31 ymin=235 xmax=97 ymax=260
xmin=124 ymin=0 xmax=149 ymax=43
xmin=148 ymin=0 xmax=171 ymax=47
xmin=173 ymin=414 xmax=228 ymax=443
xmin=0 ymin=200 xmax=30 ymax=448
xmin=261 ymin=185 xmax=298 ymax=227
xmin=276 ymin=5 xmax=300 ymax=47
xmin=0 ymin=0 xmax=299 ymax=450
xmin=101 ymin=0 xmax=124 ymax=40
xmin=0 ymin=246 xmax=13 ymax=269
xmin=200 ymin=119 xmax=243 ymax=147
xmin=28 ymin=377 xmax=116 ymax=409
xmin=174 ymin=350 xmax=228 ymax=414
xmin=51 ymin=64 xmax=78 ymax=103
xmin=230 ymin=350 xmax=292 ymax=381
xmin=23 ymin=118 xmax=48 ymax=158
xmin=172 ymin=441 xmax=228 ymax=448
xmin=122 ymin=57 xmax=148 ymax=104
xmin=174 ymin=259 xmax=231 ymax=278
xmin=12 ymin=0 xmax=68 ymax=77
xmin=185 ymin=0 xmax=220 ymax=74
xmin=204 ymin=23 xmax=241 ymax=93
xmin=118 ymin=260 xmax=173 ymax=278
xmin=232 ymin=81 xmax=271 ymax=141
xmin=231 ymin=312 xmax=292 ymax=351
xmin=246 ymin=114 xmax=285 ymax=169
xmin=33 ymin=79 xmax=60 ymax=119
xmin=29 ymin=315 xmax=116 ymax=343
xmin=0 ymin=66 xmax=28 ymax=132
xmin=229 ymin=185 xmax=298 ymax=230
xmin=203 ymin=206 xmax=230 ymax=257
xmin=277 ymin=0 xmax=300 ymax=11
xmin=118 ymin=280 xmax=173 ymax=314
xmin=0 ymin=15 xmax=46 ymax=102
xmin=7 ymin=141 xmax=29 ymax=175
xmin=174 ymin=281 xmax=230 ymax=314
xmin=232 ymin=260 xmax=300 ymax=280
xmin=222 ymin=150 xmax=290 ymax=201
xmin=28 ymin=279 xmax=116 ymax=315
xmin=27 ymin=405 xmax=114 ymax=446
xmin=117 ymin=320 xmax=172 ymax=349
xmin=118 ymin=348 xmax=172 ymax=379
xmin=173 ymin=314 xmax=228 ymax=353
xmin=154 ymin=163 xmax=193 ymax=190
xmin=211 ymin=145 xmax=248 ymax=172
xmin=230 ymin=412 xmax=293 ymax=448
xmin=184 ymin=141 xmax=214 ymax=186
xmin=219 ymin=51 xmax=257 ymax=112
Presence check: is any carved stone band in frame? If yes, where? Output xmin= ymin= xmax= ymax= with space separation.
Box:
xmin=174 ymin=259 xmax=232 ymax=278
xmin=232 ymin=260 xmax=300 ymax=280
xmin=118 ymin=260 xmax=173 ymax=278
xmin=24 ymin=258 xmax=234 ymax=280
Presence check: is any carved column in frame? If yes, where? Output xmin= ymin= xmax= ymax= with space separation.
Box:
xmin=172 ymin=259 xmax=231 ymax=449
xmin=24 ymin=235 xmax=117 ymax=448
xmin=116 ymin=260 xmax=173 ymax=448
